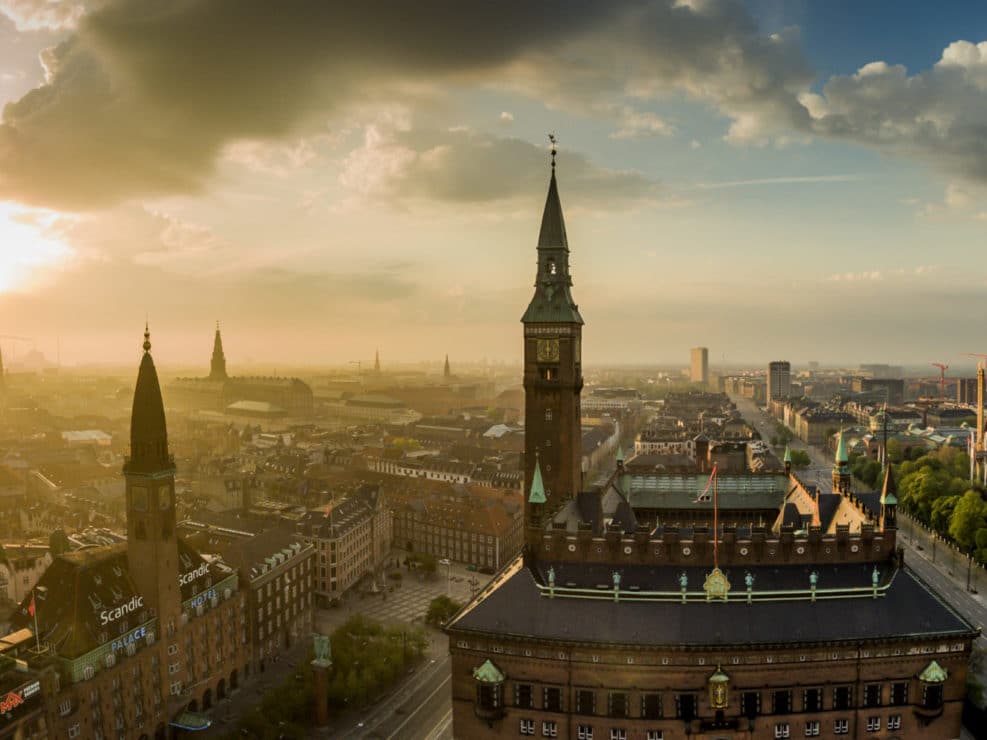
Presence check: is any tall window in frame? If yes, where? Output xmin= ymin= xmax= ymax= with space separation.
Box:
xmin=576 ymin=690 xmax=595 ymax=715
xmin=515 ymin=683 xmax=533 ymax=709
xmin=773 ymin=690 xmax=792 ymax=715
xmin=922 ymin=683 xmax=943 ymax=710
xmin=803 ymin=688 xmax=822 ymax=712
xmin=543 ymin=687 xmax=563 ymax=712
xmin=863 ymin=683 xmax=881 ymax=707
xmin=676 ymin=694 xmax=697 ymax=721
xmin=608 ymin=691 xmax=629 ymax=718
xmin=890 ymin=682 xmax=908 ymax=706
xmin=641 ymin=693 xmax=662 ymax=720
xmin=833 ymin=686 xmax=853 ymax=711
xmin=741 ymin=691 xmax=760 ymax=718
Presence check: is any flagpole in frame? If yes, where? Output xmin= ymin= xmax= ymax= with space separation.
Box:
xmin=31 ymin=589 xmax=39 ymax=651
xmin=712 ymin=463 xmax=719 ymax=570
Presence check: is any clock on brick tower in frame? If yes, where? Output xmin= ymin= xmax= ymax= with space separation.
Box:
xmin=123 ymin=326 xmax=182 ymax=632
xmin=522 ymin=154 xmax=584 ymax=521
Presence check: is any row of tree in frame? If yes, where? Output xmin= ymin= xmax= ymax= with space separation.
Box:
xmin=893 ymin=447 xmax=987 ymax=564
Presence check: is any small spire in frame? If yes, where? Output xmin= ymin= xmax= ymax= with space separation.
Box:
xmin=617 ymin=445 xmax=624 ymax=464
xmin=528 ymin=454 xmax=547 ymax=504
xmin=548 ymin=132 xmax=557 ymax=173
xmin=783 ymin=445 xmax=792 ymax=464
xmin=143 ymin=322 xmax=151 ymax=353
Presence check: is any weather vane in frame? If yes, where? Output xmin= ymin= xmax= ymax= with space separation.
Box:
xmin=548 ymin=133 xmax=557 ymax=171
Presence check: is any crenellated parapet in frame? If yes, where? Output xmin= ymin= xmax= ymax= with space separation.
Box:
xmin=537 ymin=521 xmax=896 ymax=567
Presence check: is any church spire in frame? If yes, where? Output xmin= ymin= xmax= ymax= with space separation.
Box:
xmin=124 ymin=325 xmax=172 ymax=475
xmin=374 ymin=348 xmax=381 ymax=373
xmin=444 ymin=354 xmax=451 ymax=379
xmin=210 ymin=321 xmax=228 ymax=381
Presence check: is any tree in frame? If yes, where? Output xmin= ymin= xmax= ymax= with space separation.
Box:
xmin=930 ymin=495 xmax=960 ymax=537
xmin=426 ymin=595 xmax=463 ymax=626
xmin=885 ymin=439 xmax=903 ymax=464
xmin=789 ymin=450 xmax=811 ymax=468
xmin=949 ymin=490 xmax=987 ymax=551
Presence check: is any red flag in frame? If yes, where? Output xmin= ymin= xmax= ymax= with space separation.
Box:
xmin=27 ymin=593 xmax=35 ymax=618
xmin=694 ymin=463 xmax=718 ymax=503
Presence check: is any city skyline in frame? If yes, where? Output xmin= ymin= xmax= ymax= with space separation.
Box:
xmin=2 ymin=1 xmax=987 ymax=366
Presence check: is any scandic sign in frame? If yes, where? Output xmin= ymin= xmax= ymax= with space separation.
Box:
xmin=0 ymin=691 xmax=23 ymax=715
xmin=0 ymin=681 xmax=39 ymax=716
xmin=96 ymin=564 xmax=210 ymax=625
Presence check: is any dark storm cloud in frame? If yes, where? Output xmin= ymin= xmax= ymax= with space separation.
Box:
xmin=0 ymin=0 xmax=814 ymax=209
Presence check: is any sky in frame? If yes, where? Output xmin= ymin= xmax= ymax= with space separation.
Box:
xmin=1 ymin=0 xmax=987 ymax=370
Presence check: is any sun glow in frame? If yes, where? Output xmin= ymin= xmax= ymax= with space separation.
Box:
xmin=0 ymin=202 xmax=72 ymax=293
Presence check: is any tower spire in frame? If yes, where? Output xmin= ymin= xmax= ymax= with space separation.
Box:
xmin=444 ymin=354 xmax=451 ymax=379
xmin=125 ymin=325 xmax=171 ymax=474
xmin=210 ymin=321 xmax=228 ymax=381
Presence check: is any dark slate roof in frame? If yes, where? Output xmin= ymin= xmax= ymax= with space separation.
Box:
xmin=817 ymin=494 xmax=843 ymax=530
xmin=780 ymin=502 xmax=806 ymax=529
xmin=449 ymin=560 xmax=975 ymax=647
xmin=854 ymin=492 xmax=882 ymax=518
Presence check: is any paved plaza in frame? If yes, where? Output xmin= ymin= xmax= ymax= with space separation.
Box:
xmin=315 ymin=556 xmax=493 ymax=634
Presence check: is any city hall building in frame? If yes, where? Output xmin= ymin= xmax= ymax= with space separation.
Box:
xmin=445 ymin=157 xmax=979 ymax=739
xmin=3 ymin=329 xmax=251 ymax=739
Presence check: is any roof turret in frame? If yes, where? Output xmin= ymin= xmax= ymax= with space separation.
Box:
xmin=528 ymin=457 xmax=547 ymax=504
xmin=880 ymin=463 xmax=898 ymax=505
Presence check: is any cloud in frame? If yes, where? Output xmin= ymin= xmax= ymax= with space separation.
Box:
xmin=693 ymin=174 xmax=865 ymax=189
xmin=803 ymin=41 xmax=987 ymax=185
xmin=499 ymin=111 xmax=514 ymax=124
xmin=0 ymin=0 xmax=90 ymax=30
xmin=339 ymin=124 xmax=658 ymax=206
xmin=606 ymin=106 xmax=674 ymax=140
xmin=0 ymin=0 xmax=812 ymax=210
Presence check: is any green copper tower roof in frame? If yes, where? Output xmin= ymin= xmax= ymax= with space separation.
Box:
xmin=473 ymin=659 xmax=505 ymax=684
xmin=521 ymin=162 xmax=584 ymax=325
xmin=617 ymin=445 xmax=625 ymax=464
xmin=783 ymin=445 xmax=792 ymax=464
xmin=880 ymin=464 xmax=898 ymax=505
xmin=529 ymin=458 xmax=547 ymax=504
xmin=918 ymin=660 xmax=948 ymax=683
xmin=834 ymin=431 xmax=849 ymax=467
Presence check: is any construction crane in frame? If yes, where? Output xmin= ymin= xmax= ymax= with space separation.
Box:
xmin=0 ymin=335 xmax=33 ymax=359
xmin=931 ymin=362 xmax=948 ymax=401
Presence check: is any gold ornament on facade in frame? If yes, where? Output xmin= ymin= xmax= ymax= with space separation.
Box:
xmin=703 ymin=567 xmax=730 ymax=602
xmin=708 ymin=666 xmax=730 ymax=709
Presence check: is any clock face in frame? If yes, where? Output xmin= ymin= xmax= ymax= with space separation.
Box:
xmin=131 ymin=486 xmax=148 ymax=512
xmin=536 ymin=338 xmax=560 ymax=363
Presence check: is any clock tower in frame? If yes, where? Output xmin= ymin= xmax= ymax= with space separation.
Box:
xmin=124 ymin=326 xmax=182 ymax=634
xmin=522 ymin=149 xmax=584 ymax=524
